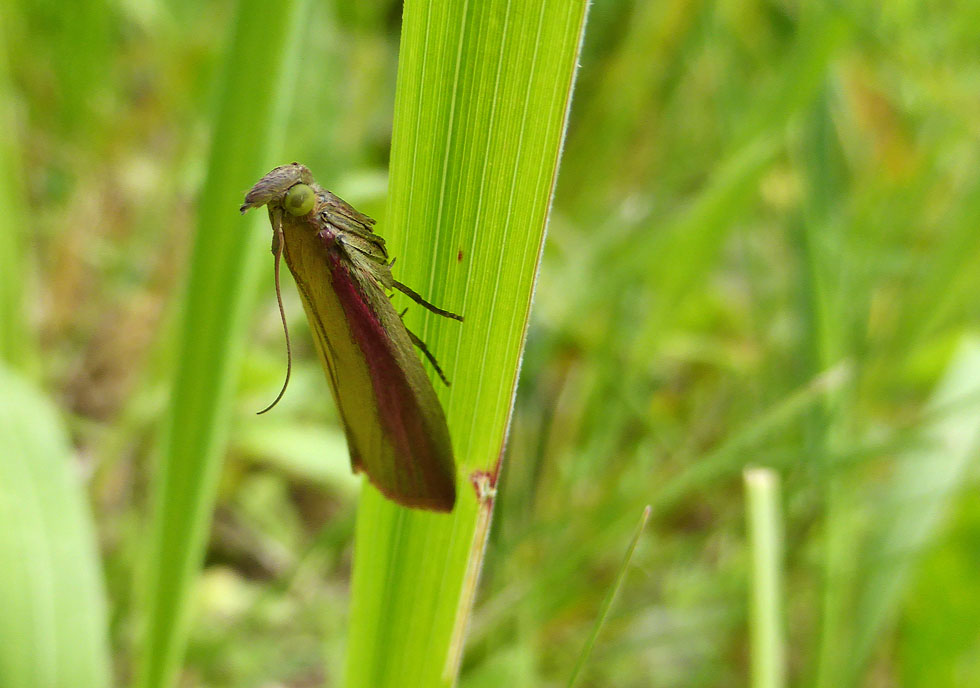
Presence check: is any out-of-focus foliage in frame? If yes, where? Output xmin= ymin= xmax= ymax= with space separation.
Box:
xmin=0 ymin=364 xmax=111 ymax=688
xmin=1 ymin=0 xmax=980 ymax=686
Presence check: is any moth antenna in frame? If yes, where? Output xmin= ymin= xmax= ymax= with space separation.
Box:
xmin=392 ymin=280 xmax=463 ymax=321
xmin=258 ymin=223 xmax=292 ymax=414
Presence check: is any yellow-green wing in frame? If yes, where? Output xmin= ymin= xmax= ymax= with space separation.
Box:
xmin=280 ymin=214 xmax=456 ymax=511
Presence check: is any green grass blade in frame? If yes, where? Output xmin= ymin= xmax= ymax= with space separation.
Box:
xmin=567 ymin=505 xmax=651 ymax=688
xmin=745 ymin=468 xmax=786 ymax=688
xmin=846 ymin=334 xmax=980 ymax=682
xmin=345 ymin=1 xmax=590 ymax=686
xmin=135 ymin=2 xmax=307 ymax=686
xmin=0 ymin=364 xmax=111 ymax=688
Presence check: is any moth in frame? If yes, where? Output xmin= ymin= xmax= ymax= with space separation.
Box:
xmin=240 ymin=163 xmax=460 ymax=512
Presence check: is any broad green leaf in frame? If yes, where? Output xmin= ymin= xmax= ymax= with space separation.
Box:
xmin=0 ymin=364 xmax=111 ymax=688
xmin=345 ymin=1 xmax=590 ymax=686
xmin=234 ymin=420 xmax=358 ymax=492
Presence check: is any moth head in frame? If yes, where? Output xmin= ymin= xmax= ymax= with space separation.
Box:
xmin=240 ymin=162 xmax=314 ymax=214
xmin=284 ymin=183 xmax=315 ymax=216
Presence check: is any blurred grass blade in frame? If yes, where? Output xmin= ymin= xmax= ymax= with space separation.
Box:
xmin=653 ymin=363 xmax=850 ymax=512
xmin=560 ymin=0 xmax=695 ymax=210
xmin=46 ymin=0 xmax=111 ymax=134
xmin=633 ymin=5 xmax=851 ymax=341
xmin=637 ymin=136 xmax=778 ymax=330
xmin=745 ymin=468 xmax=785 ymax=688
xmin=0 ymin=364 xmax=111 ymax=688
xmin=0 ymin=11 xmax=32 ymax=370
xmin=135 ymin=1 xmax=307 ymax=686
xmin=345 ymin=1 xmax=590 ymax=686
xmin=567 ymin=505 xmax=650 ymax=688
xmin=846 ymin=334 xmax=980 ymax=682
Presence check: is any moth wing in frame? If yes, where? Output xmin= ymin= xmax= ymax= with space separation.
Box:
xmin=301 ymin=317 xmax=365 ymax=474
xmin=322 ymin=190 xmax=377 ymax=229
xmin=281 ymin=221 xmax=456 ymax=511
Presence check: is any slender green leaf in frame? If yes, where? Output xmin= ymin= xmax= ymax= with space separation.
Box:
xmin=135 ymin=2 xmax=308 ymax=686
xmin=345 ymin=1 xmax=589 ymax=685
xmin=567 ymin=505 xmax=650 ymax=688
xmin=848 ymin=334 xmax=980 ymax=682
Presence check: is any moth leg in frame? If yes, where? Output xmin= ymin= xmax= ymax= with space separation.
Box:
xmin=393 ymin=281 xmax=463 ymax=322
xmin=406 ymin=328 xmax=451 ymax=387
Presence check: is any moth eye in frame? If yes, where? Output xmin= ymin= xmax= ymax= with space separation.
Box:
xmin=284 ymin=183 xmax=315 ymax=216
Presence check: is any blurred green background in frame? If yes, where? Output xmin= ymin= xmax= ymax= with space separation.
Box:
xmin=2 ymin=0 xmax=980 ymax=686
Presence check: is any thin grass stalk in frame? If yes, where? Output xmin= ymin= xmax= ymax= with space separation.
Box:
xmin=745 ymin=468 xmax=786 ymax=688
xmin=567 ymin=506 xmax=651 ymax=688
